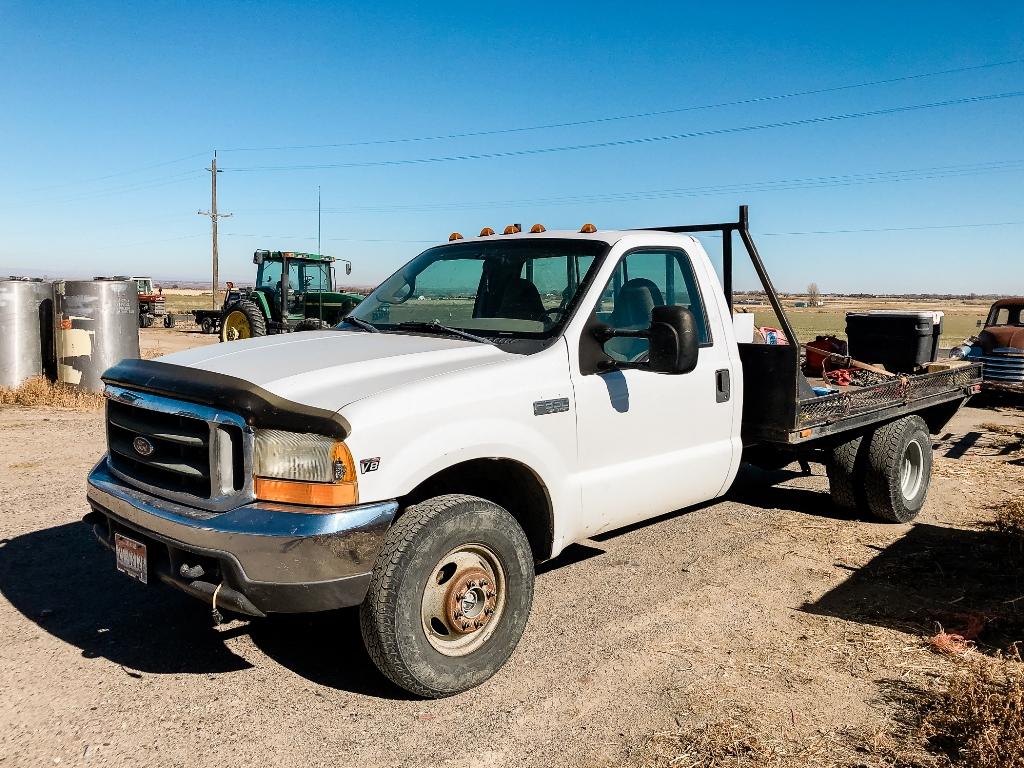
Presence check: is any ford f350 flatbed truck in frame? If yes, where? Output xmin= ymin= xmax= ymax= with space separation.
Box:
xmin=85 ymin=206 xmax=982 ymax=697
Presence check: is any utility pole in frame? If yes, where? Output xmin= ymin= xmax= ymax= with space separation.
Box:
xmin=317 ymin=185 xmax=321 ymax=254
xmin=197 ymin=150 xmax=232 ymax=309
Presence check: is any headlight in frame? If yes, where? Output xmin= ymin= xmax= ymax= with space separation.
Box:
xmin=253 ymin=429 xmax=357 ymax=508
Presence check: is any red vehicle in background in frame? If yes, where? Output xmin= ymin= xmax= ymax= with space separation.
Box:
xmin=952 ymin=298 xmax=1024 ymax=392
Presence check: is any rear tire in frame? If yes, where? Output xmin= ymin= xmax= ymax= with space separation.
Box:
xmin=200 ymin=317 xmax=213 ymax=334
xmin=220 ymin=300 xmax=266 ymax=342
xmin=163 ymin=314 xmax=176 ymax=328
xmin=827 ymin=434 xmax=868 ymax=514
xmin=864 ymin=416 xmax=933 ymax=523
xmin=359 ymin=494 xmax=535 ymax=698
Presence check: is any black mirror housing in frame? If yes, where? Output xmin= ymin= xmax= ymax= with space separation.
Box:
xmin=648 ymin=305 xmax=699 ymax=374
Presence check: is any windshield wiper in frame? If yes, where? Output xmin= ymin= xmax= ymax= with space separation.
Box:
xmin=342 ymin=315 xmax=379 ymax=333
xmin=395 ymin=321 xmax=492 ymax=345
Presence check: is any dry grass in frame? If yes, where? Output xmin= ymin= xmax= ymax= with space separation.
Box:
xmin=637 ymin=721 xmax=831 ymax=768
xmin=997 ymin=498 xmax=1024 ymax=537
xmin=0 ymin=376 xmax=104 ymax=410
xmin=920 ymin=654 xmax=1024 ymax=768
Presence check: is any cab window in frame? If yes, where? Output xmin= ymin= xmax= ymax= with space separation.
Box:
xmin=596 ymin=249 xmax=711 ymax=361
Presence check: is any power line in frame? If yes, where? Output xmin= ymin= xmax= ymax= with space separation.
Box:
xmin=220 ymin=58 xmax=1024 ymax=152
xmin=230 ymin=159 xmax=1024 ymax=215
xmin=223 ymin=90 xmax=1024 ymax=173
xmin=759 ymin=220 xmax=1024 ymax=236
xmin=21 ymin=151 xmax=207 ymax=194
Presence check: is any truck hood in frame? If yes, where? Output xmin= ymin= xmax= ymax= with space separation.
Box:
xmin=157 ymin=330 xmax=507 ymax=412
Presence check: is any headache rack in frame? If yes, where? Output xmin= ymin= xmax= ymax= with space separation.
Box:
xmin=639 ymin=206 xmax=983 ymax=446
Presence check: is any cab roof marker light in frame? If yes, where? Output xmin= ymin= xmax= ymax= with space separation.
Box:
xmin=479 ymin=227 xmax=495 ymax=237
xmin=579 ymin=223 xmax=597 ymax=233
xmin=448 ymin=232 xmax=464 ymax=241
xmin=530 ymin=224 xmax=546 ymax=233
xmin=502 ymin=224 xmax=521 ymax=235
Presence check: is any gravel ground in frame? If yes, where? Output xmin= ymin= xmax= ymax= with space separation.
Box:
xmin=0 ymin=353 xmax=1020 ymax=766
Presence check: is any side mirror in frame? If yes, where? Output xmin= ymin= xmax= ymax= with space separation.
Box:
xmin=345 ymin=261 xmax=352 ymax=276
xmin=253 ymin=251 xmax=265 ymax=265
xmin=976 ymin=319 xmax=984 ymax=328
xmin=592 ymin=305 xmax=699 ymax=374
xmin=648 ymin=305 xmax=699 ymax=374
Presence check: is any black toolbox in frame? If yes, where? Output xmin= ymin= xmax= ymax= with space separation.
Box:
xmin=845 ymin=311 xmax=943 ymax=373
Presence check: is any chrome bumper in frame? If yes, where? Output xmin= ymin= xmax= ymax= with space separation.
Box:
xmin=86 ymin=460 xmax=398 ymax=615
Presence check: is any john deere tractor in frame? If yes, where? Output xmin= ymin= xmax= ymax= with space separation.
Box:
xmin=220 ymin=250 xmax=364 ymax=342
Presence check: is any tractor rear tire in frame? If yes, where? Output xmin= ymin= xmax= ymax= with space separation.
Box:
xmin=139 ymin=314 xmax=154 ymax=328
xmin=294 ymin=318 xmax=330 ymax=332
xmin=220 ymin=300 xmax=267 ymax=342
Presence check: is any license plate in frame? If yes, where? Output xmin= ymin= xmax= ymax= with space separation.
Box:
xmin=114 ymin=533 xmax=148 ymax=584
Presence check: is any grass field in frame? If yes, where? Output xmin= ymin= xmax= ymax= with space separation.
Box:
xmin=750 ymin=298 xmax=987 ymax=348
xmin=164 ymin=291 xmax=988 ymax=348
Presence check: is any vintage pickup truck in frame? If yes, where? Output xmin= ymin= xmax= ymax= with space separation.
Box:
xmin=85 ymin=207 xmax=981 ymax=697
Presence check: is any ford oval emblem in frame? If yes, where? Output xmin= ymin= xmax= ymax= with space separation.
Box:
xmin=132 ymin=436 xmax=154 ymax=457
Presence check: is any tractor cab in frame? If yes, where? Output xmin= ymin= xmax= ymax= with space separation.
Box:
xmin=253 ymin=250 xmax=339 ymax=322
xmin=219 ymin=250 xmax=361 ymax=341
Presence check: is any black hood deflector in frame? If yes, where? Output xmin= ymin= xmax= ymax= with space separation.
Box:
xmin=102 ymin=359 xmax=349 ymax=439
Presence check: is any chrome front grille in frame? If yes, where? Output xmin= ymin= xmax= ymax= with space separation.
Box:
xmin=104 ymin=384 xmax=255 ymax=511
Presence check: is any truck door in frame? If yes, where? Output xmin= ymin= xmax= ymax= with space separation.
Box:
xmin=570 ymin=246 xmax=740 ymax=535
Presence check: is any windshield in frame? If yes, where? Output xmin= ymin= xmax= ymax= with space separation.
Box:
xmin=348 ymin=239 xmax=606 ymax=337
xmin=988 ymin=304 xmax=1024 ymax=327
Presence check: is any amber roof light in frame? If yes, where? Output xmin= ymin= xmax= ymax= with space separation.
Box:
xmin=529 ymin=224 xmax=546 ymax=233
xmin=579 ymin=223 xmax=597 ymax=233
xmin=448 ymin=232 xmax=464 ymax=241
xmin=503 ymin=224 xmax=522 ymax=235
xmin=479 ymin=227 xmax=495 ymax=236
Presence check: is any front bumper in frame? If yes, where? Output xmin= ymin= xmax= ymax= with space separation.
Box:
xmin=86 ymin=460 xmax=398 ymax=616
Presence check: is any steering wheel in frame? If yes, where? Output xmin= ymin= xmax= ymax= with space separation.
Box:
xmin=541 ymin=307 xmax=566 ymax=325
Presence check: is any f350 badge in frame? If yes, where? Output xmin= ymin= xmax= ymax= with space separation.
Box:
xmin=360 ymin=457 xmax=380 ymax=474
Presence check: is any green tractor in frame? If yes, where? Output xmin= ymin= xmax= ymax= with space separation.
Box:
xmin=220 ymin=250 xmax=364 ymax=342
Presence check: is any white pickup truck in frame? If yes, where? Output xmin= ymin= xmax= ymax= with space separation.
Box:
xmin=85 ymin=207 xmax=981 ymax=697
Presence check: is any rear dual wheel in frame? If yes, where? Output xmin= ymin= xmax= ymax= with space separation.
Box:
xmin=827 ymin=415 xmax=933 ymax=523
xmin=360 ymin=494 xmax=534 ymax=698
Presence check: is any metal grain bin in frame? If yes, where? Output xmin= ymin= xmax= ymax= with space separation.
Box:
xmin=54 ymin=278 xmax=140 ymax=392
xmin=0 ymin=278 xmax=54 ymax=388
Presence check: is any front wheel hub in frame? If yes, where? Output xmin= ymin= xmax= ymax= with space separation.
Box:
xmin=421 ymin=544 xmax=506 ymax=657
xmin=444 ymin=567 xmax=496 ymax=634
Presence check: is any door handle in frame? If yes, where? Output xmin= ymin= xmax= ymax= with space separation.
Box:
xmin=715 ymin=369 xmax=731 ymax=403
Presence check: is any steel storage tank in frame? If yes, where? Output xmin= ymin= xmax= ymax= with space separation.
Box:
xmin=0 ymin=278 xmax=55 ymax=388
xmin=54 ymin=278 xmax=140 ymax=392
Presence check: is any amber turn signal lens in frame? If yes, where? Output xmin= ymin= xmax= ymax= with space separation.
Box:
xmin=579 ymin=223 xmax=597 ymax=233
xmin=448 ymin=232 xmax=464 ymax=241
xmin=530 ymin=224 xmax=546 ymax=233
xmin=254 ymin=477 xmax=358 ymax=508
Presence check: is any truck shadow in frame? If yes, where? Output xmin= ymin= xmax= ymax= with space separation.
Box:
xmin=0 ymin=521 xmax=404 ymax=698
xmin=725 ymin=464 xmax=861 ymax=521
xmin=801 ymin=522 xmax=1024 ymax=649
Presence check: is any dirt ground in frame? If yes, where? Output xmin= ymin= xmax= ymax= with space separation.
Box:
xmin=0 ymin=333 xmax=1021 ymax=766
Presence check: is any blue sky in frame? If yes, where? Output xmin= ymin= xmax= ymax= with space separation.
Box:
xmin=1 ymin=1 xmax=1021 ymax=293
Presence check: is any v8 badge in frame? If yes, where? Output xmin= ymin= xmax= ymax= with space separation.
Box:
xmin=360 ymin=457 xmax=380 ymax=474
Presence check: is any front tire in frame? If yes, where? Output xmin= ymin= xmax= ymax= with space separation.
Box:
xmin=220 ymin=300 xmax=266 ymax=342
xmin=864 ymin=415 xmax=933 ymax=523
xmin=359 ymin=494 xmax=535 ymax=698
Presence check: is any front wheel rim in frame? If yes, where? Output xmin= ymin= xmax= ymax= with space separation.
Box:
xmin=421 ymin=543 xmax=506 ymax=657
xmin=901 ymin=438 xmax=925 ymax=500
